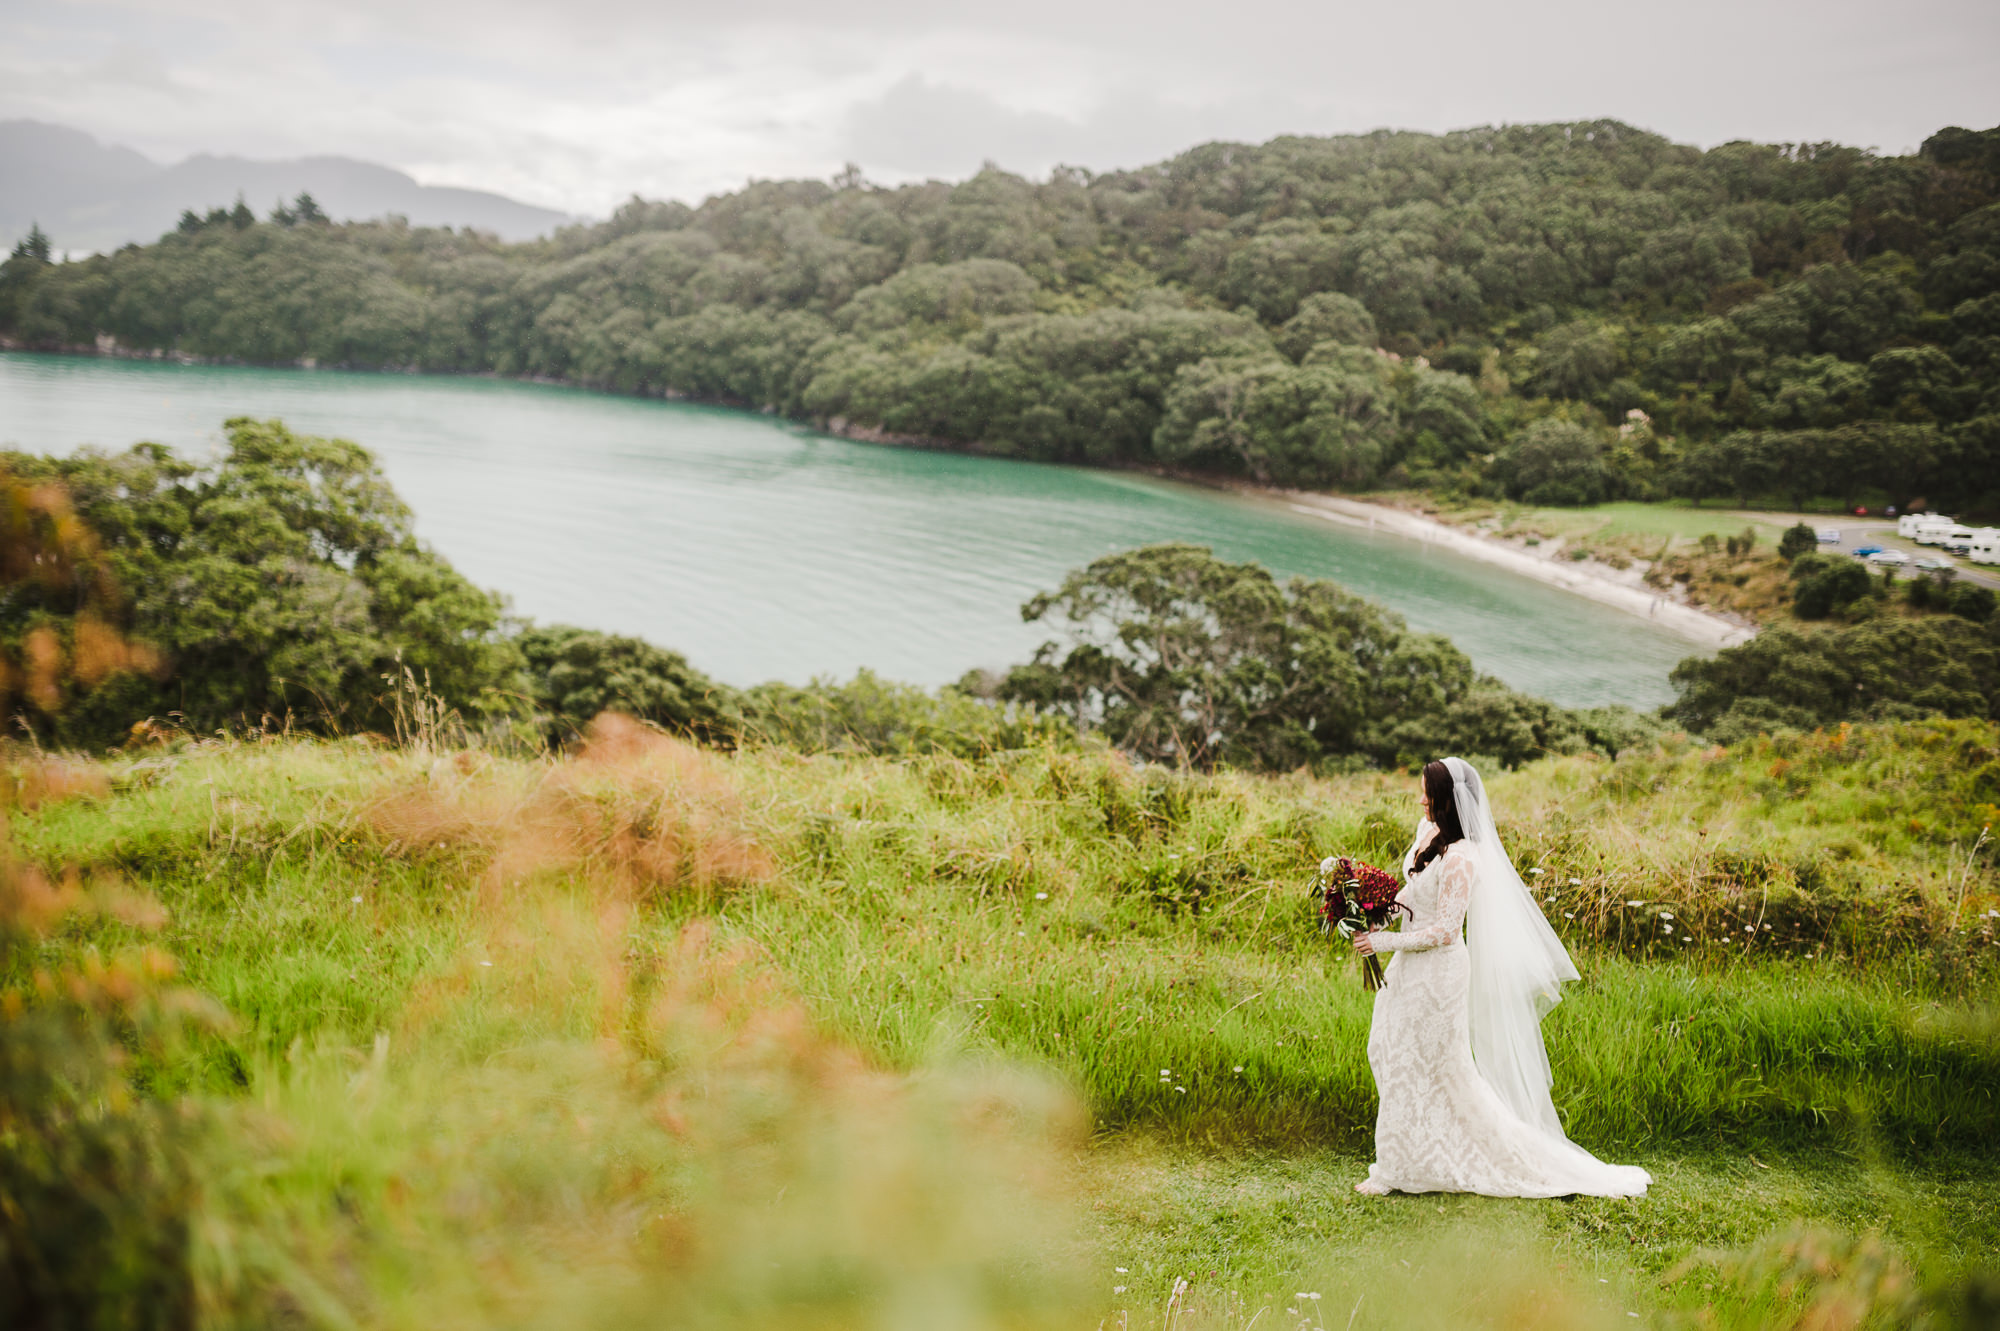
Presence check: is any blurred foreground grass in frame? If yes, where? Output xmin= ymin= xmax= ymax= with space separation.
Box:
xmin=4 ymin=716 xmax=1997 ymax=1327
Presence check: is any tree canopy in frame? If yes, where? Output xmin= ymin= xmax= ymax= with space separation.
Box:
xmin=4 ymin=121 xmax=1996 ymax=511
xmin=1 ymin=420 xmax=518 ymax=742
xmin=992 ymin=542 xmax=1654 ymax=770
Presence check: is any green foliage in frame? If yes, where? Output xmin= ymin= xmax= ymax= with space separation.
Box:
xmin=741 ymin=668 xmax=1071 ymax=757
xmin=996 ymin=542 xmax=1654 ymax=770
xmin=1530 ymin=320 xmax=1622 ymax=400
xmin=1 ymin=421 xmax=520 ymax=744
xmin=1789 ymin=552 xmax=1877 ymax=618
xmin=1273 ymin=291 xmax=1378 ymax=362
xmin=1778 ymin=520 xmax=1818 ymax=560
xmin=1666 ymin=618 xmax=2000 ymax=739
xmin=10 ymin=120 xmax=1997 ymax=505
xmin=518 ymin=624 xmax=744 ymax=745
xmin=9 ymin=224 xmax=52 ymax=264
xmin=1152 ymin=346 xmax=1400 ymax=485
xmin=1493 ymin=419 xmax=1613 ymax=505
xmin=1948 ymin=581 xmax=1997 ymax=623
xmin=0 ymin=941 xmax=208 ymax=1329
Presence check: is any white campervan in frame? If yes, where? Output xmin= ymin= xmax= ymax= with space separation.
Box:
xmin=1970 ymin=528 xmax=2000 ymax=566
xmin=1898 ymin=513 xmax=1948 ymax=539
xmin=1915 ymin=518 xmax=1972 ymax=547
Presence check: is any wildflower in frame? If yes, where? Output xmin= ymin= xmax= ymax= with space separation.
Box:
xmin=1175 ymin=1086 xmax=1186 ymax=1093
xmin=1563 ymin=912 xmax=1575 ymax=919
xmin=1528 ymin=867 xmax=1544 ymax=876
xmin=479 ymin=960 xmax=493 ymax=967
xmin=1115 ymin=1285 xmax=1128 ymax=1293
xmin=350 ymin=895 xmax=362 ymax=903
xmin=1625 ymin=900 xmax=1644 ymax=907
xmin=1160 ymin=1069 xmax=1171 ymax=1076
xmin=1659 ymin=911 xmax=1675 ymax=920
xmin=1662 ymin=925 xmax=1674 ymax=935
xmin=1233 ymin=1065 xmax=1244 ymax=1073
xmin=1569 ymin=877 xmax=1583 ymax=886
xmin=1116 ymin=1268 xmax=1128 ymax=1273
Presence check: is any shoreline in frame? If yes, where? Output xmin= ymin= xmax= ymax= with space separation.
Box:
xmin=1265 ymin=490 xmax=1757 ymax=650
xmin=0 ymin=346 xmax=1759 ymax=648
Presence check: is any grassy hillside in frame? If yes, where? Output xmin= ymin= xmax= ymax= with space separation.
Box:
xmin=4 ymin=714 xmax=1996 ymax=1326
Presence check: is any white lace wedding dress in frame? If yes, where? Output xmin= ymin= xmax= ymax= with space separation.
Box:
xmin=1363 ymin=821 xmax=1650 ymax=1198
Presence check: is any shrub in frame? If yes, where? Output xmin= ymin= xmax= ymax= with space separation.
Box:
xmin=1666 ymin=618 xmax=2000 ymax=738
xmin=742 ymin=669 xmax=1069 ymax=757
xmin=519 ymin=624 xmax=743 ymax=746
xmin=1779 ymin=521 xmax=1818 ymax=561
xmin=1792 ymin=558 xmax=1875 ymax=619
xmin=1948 ymin=581 xmax=1997 ymax=622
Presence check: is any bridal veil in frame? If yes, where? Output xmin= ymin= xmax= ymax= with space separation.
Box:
xmin=1443 ymin=756 xmax=1581 ymax=1142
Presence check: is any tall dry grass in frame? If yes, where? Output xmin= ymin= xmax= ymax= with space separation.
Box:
xmin=361 ymin=712 xmax=775 ymax=905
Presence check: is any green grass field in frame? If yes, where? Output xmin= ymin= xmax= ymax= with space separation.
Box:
xmin=5 ymin=716 xmax=1997 ymax=1328
xmin=1414 ymin=498 xmax=1792 ymax=550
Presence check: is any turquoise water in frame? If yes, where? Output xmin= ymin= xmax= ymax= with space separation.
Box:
xmin=0 ymin=352 xmax=1696 ymax=708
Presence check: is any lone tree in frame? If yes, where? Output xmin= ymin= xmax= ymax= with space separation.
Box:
xmin=993 ymin=542 xmax=1616 ymax=771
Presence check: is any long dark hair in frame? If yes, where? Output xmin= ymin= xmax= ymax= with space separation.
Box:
xmin=1410 ymin=759 xmax=1464 ymax=875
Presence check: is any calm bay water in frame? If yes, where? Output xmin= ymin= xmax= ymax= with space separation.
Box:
xmin=0 ymin=352 xmax=1695 ymax=708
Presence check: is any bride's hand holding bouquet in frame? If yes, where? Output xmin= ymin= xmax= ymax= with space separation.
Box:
xmin=1313 ymin=854 xmax=1407 ymax=989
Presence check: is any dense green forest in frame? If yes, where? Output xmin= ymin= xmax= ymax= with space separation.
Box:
xmin=4 ymin=121 xmax=1998 ymax=510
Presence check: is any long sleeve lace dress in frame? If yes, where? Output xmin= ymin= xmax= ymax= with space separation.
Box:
xmin=1361 ymin=822 xmax=1650 ymax=1198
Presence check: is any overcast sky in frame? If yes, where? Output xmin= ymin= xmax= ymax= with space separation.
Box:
xmin=4 ymin=0 xmax=1997 ymax=215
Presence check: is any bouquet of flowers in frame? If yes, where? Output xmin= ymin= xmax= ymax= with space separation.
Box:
xmin=1314 ymin=855 xmax=1408 ymax=990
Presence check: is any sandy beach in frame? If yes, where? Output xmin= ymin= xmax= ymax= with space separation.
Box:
xmin=1272 ymin=491 xmax=1758 ymax=650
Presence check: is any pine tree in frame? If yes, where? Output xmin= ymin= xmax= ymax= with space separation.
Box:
xmin=10 ymin=224 xmax=52 ymax=263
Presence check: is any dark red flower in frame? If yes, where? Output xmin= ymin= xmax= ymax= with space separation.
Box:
xmin=1314 ymin=855 xmax=1409 ymax=990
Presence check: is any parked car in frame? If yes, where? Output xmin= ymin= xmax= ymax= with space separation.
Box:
xmin=1913 ymin=557 xmax=1952 ymax=572
xmin=1816 ymin=528 xmax=1842 ymax=543
xmin=1851 ymin=545 xmax=1885 ymax=557
xmin=1867 ymin=549 xmax=1910 ymax=566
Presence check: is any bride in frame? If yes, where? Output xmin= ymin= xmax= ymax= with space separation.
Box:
xmin=1350 ymin=757 xmax=1649 ymax=1198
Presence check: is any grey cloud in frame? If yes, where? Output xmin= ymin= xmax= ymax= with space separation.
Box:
xmin=846 ymin=76 xmax=1331 ymax=181
xmin=3 ymin=0 xmax=1995 ymax=214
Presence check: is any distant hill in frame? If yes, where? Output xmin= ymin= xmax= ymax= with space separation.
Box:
xmin=0 ymin=120 xmax=574 ymax=252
